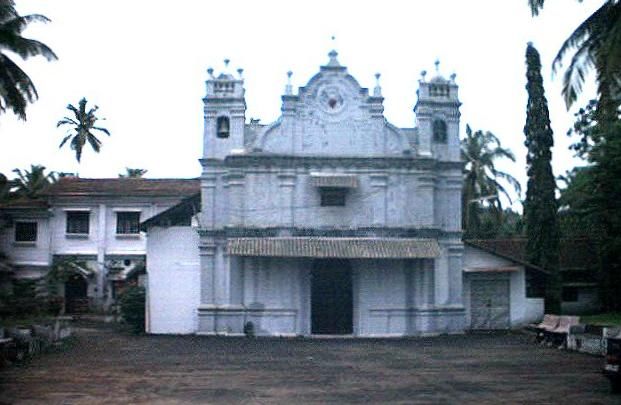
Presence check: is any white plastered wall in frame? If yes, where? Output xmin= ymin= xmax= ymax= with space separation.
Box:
xmin=463 ymin=245 xmax=544 ymax=328
xmin=147 ymin=226 xmax=200 ymax=334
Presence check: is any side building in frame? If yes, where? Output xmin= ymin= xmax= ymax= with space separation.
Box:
xmin=0 ymin=177 xmax=199 ymax=312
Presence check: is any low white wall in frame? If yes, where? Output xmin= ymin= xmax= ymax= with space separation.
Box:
xmin=147 ymin=226 xmax=200 ymax=334
xmin=523 ymin=298 xmax=545 ymax=324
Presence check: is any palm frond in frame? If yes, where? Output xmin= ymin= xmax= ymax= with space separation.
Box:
xmin=58 ymin=134 xmax=72 ymax=148
xmin=528 ymin=0 xmax=545 ymax=16
xmin=57 ymin=117 xmax=78 ymax=127
xmin=92 ymin=126 xmax=110 ymax=136
xmin=0 ymin=53 xmax=36 ymax=119
xmin=552 ymin=1 xmax=611 ymax=73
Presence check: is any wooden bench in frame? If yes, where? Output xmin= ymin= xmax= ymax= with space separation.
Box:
xmin=531 ymin=314 xmax=560 ymax=343
xmin=549 ymin=315 xmax=581 ymax=348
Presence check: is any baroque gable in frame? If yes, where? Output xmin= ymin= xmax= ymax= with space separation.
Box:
xmin=252 ymin=51 xmax=411 ymax=157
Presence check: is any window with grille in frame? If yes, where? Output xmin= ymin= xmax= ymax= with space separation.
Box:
xmin=15 ymin=222 xmax=37 ymax=242
xmin=66 ymin=211 xmax=90 ymax=235
xmin=116 ymin=212 xmax=140 ymax=235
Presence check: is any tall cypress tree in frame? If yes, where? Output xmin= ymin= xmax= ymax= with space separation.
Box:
xmin=524 ymin=43 xmax=561 ymax=313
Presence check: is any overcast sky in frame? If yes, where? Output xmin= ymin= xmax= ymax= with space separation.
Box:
xmin=0 ymin=0 xmax=601 ymax=208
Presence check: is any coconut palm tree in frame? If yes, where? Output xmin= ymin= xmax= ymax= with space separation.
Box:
xmin=57 ymin=98 xmax=110 ymax=163
xmin=12 ymin=164 xmax=56 ymax=198
xmin=461 ymin=125 xmax=522 ymax=237
xmin=529 ymin=0 xmax=621 ymax=118
xmin=0 ymin=0 xmax=57 ymax=120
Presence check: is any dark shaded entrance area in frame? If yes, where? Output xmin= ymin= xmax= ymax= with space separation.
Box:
xmin=65 ymin=274 xmax=89 ymax=313
xmin=311 ymin=259 xmax=353 ymax=334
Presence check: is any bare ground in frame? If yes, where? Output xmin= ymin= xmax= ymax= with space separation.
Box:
xmin=0 ymin=322 xmax=617 ymax=404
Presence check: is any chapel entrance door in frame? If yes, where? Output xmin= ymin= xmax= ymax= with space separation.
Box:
xmin=311 ymin=259 xmax=353 ymax=334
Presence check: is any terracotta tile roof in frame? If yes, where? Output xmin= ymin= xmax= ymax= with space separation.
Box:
xmin=43 ymin=177 xmax=200 ymax=198
xmin=0 ymin=198 xmax=49 ymax=210
xmin=227 ymin=237 xmax=440 ymax=259
xmin=464 ymin=238 xmax=597 ymax=271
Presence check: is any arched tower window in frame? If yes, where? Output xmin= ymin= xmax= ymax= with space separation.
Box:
xmin=433 ymin=119 xmax=447 ymax=143
xmin=216 ymin=116 xmax=230 ymax=138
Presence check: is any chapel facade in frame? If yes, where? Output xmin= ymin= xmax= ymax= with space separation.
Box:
xmin=195 ymin=50 xmax=465 ymax=336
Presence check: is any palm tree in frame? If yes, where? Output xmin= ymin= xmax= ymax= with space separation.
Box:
xmin=0 ymin=0 xmax=57 ymax=120
xmin=57 ymin=98 xmax=110 ymax=163
xmin=461 ymin=125 xmax=522 ymax=237
xmin=12 ymin=164 xmax=56 ymax=198
xmin=529 ymin=0 xmax=621 ymax=119
xmin=119 ymin=168 xmax=147 ymax=178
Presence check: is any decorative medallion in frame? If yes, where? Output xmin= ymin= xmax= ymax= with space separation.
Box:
xmin=317 ymin=85 xmax=345 ymax=114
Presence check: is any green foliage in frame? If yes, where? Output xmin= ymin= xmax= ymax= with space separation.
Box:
xmin=524 ymin=43 xmax=561 ymax=313
xmin=119 ymin=168 xmax=147 ymax=178
xmin=57 ymin=98 xmax=111 ymax=163
xmin=461 ymin=125 xmax=521 ymax=239
xmin=580 ymin=312 xmax=621 ymax=326
xmin=0 ymin=278 xmax=59 ymax=320
xmin=12 ymin=164 xmax=56 ymax=198
xmin=528 ymin=0 xmax=621 ymax=114
xmin=560 ymin=99 xmax=621 ymax=311
xmin=0 ymin=0 xmax=57 ymax=120
xmin=119 ymin=285 xmax=145 ymax=334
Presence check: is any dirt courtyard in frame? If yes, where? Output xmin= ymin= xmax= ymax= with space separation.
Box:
xmin=0 ymin=323 xmax=617 ymax=404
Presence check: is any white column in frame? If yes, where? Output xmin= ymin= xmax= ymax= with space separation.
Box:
xmin=96 ymin=204 xmax=107 ymax=308
xmin=278 ymin=171 xmax=296 ymax=227
xmin=201 ymin=174 xmax=217 ymax=229
xmin=448 ymin=243 xmax=464 ymax=306
xmin=199 ymin=239 xmax=216 ymax=304
xmin=225 ymin=171 xmax=245 ymax=227
xmin=213 ymin=243 xmax=230 ymax=305
xmin=434 ymin=244 xmax=449 ymax=306
xmin=370 ymin=174 xmax=388 ymax=226
xmin=418 ymin=175 xmax=435 ymax=228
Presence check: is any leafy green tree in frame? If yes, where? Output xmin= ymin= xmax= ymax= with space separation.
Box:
xmin=524 ymin=43 xmax=561 ymax=313
xmin=528 ymin=0 xmax=621 ymax=118
xmin=461 ymin=125 xmax=521 ymax=239
xmin=119 ymin=168 xmax=147 ymax=178
xmin=57 ymin=98 xmax=111 ymax=163
xmin=0 ymin=0 xmax=57 ymax=120
xmin=12 ymin=164 xmax=56 ymax=198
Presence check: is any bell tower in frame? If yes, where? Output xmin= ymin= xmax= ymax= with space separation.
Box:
xmin=413 ymin=61 xmax=461 ymax=161
xmin=202 ymin=59 xmax=246 ymax=160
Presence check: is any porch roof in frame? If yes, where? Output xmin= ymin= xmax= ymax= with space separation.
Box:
xmin=227 ymin=237 xmax=440 ymax=259
xmin=310 ymin=173 xmax=359 ymax=188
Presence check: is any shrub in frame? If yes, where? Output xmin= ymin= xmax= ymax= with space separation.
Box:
xmin=119 ymin=286 xmax=145 ymax=334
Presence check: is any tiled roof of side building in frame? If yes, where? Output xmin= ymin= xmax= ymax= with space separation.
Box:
xmin=465 ymin=238 xmax=598 ymax=272
xmin=0 ymin=198 xmax=49 ymax=210
xmin=42 ymin=177 xmax=200 ymax=197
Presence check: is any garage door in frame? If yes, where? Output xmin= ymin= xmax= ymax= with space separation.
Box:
xmin=470 ymin=279 xmax=510 ymax=329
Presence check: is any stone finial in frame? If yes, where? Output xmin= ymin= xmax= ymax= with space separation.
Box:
xmin=207 ymin=67 xmax=214 ymax=78
xmin=285 ymin=70 xmax=293 ymax=95
xmin=224 ymin=58 xmax=230 ymax=68
xmin=373 ymin=73 xmax=382 ymax=97
xmin=450 ymin=73 xmax=457 ymax=83
xmin=327 ymin=49 xmax=341 ymax=67
xmin=421 ymin=70 xmax=427 ymax=81
xmin=237 ymin=68 xmax=244 ymax=78
xmin=434 ymin=59 xmax=440 ymax=73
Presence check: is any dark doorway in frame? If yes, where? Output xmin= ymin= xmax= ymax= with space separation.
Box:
xmin=311 ymin=259 xmax=353 ymax=334
xmin=65 ymin=274 xmax=89 ymax=313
